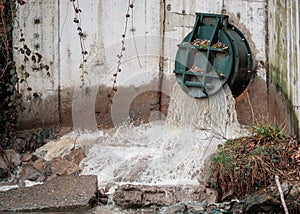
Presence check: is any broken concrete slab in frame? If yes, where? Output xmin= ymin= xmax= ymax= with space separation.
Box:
xmin=112 ymin=184 xmax=207 ymax=208
xmin=0 ymin=175 xmax=98 ymax=212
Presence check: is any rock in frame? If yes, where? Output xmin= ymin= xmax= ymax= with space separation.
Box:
xmin=0 ymin=150 xmax=9 ymax=179
xmin=143 ymin=188 xmax=170 ymax=207
xmin=244 ymin=193 xmax=281 ymax=213
xmin=63 ymin=147 xmax=86 ymax=165
xmin=271 ymin=182 xmax=290 ymax=198
xmin=229 ymin=200 xmax=244 ymax=214
xmin=112 ymin=184 xmax=206 ymax=208
xmin=98 ymin=188 xmax=108 ymax=204
xmin=0 ymin=168 xmax=9 ymax=180
xmin=281 ymin=182 xmax=290 ymax=195
xmin=174 ymin=185 xmax=206 ymax=203
xmin=32 ymin=157 xmax=82 ymax=179
xmin=186 ymin=202 xmax=206 ymax=213
xmin=0 ymin=149 xmax=21 ymax=180
xmin=0 ymin=157 xmax=9 ymax=174
xmin=213 ymin=208 xmax=233 ymax=213
xmin=30 ymin=159 xmax=49 ymax=176
xmin=21 ymin=153 xmax=38 ymax=162
xmin=21 ymin=153 xmax=33 ymax=162
xmin=49 ymin=157 xmax=82 ymax=177
xmin=98 ymin=184 xmax=114 ymax=205
xmin=43 ymin=161 xmax=52 ymax=176
xmin=287 ymin=185 xmax=299 ymax=200
xmin=198 ymin=155 xmax=214 ymax=187
xmin=5 ymin=149 xmax=21 ymax=167
xmin=0 ymin=175 xmax=98 ymax=212
xmin=113 ymin=185 xmax=143 ymax=208
xmin=205 ymin=188 xmax=220 ymax=204
xmin=18 ymin=165 xmax=45 ymax=186
xmin=160 ymin=203 xmax=187 ymax=213
xmin=221 ymin=188 xmax=234 ymax=201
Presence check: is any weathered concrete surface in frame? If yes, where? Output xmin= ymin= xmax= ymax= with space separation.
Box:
xmin=112 ymin=184 xmax=219 ymax=208
xmin=14 ymin=0 xmax=268 ymax=131
xmin=236 ymin=77 xmax=299 ymax=135
xmin=19 ymin=74 xmax=297 ymax=135
xmin=20 ymin=79 xmax=172 ymax=130
xmin=268 ymin=0 xmax=300 ymax=133
xmin=0 ymin=175 xmax=98 ymax=212
xmin=236 ymin=76 xmax=298 ymax=135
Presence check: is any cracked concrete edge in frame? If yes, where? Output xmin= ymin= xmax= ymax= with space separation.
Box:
xmin=0 ymin=175 xmax=98 ymax=212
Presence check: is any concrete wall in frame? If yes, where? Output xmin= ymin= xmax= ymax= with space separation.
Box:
xmin=14 ymin=0 xmax=60 ymax=127
xmin=268 ymin=0 xmax=300 ymax=133
xmin=13 ymin=0 xmax=273 ymax=130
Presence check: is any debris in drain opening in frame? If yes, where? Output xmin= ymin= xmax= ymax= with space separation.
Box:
xmin=191 ymin=38 xmax=228 ymax=50
xmin=211 ymin=41 xmax=229 ymax=50
xmin=191 ymin=38 xmax=210 ymax=49
xmin=188 ymin=65 xmax=205 ymax=73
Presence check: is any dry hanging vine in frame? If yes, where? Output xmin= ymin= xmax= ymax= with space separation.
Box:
xmin=70 ymin=0 xmax=88 ymax=87
xmin=103 ymin=1 xmax=134 ymax=117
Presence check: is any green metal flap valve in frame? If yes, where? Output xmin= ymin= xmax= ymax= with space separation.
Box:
xmin=174 ymin=13 xmax=253 ymax=98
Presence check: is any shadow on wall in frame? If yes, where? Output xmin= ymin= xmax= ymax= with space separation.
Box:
xmin=18 ymin=78 xmax=171 ymax=130
xmin=18 ymin=73 xmax=297 ymax=136
xmin=235 ymin=75 xmax=298 ymax=135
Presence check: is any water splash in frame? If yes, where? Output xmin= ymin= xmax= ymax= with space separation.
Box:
xmin=166 ymin=83 xmax=242 ymax=138
xmin=79 ymin=84 xmax=244 ymax=186
xmin=35 ymin=83 xmax=245 ymax=187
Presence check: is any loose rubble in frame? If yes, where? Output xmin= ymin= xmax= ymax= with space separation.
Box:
xmin=0 ymin=145 xmax=86 ymax=184
xmin=1 ymin=127 xmax=300 ymax=213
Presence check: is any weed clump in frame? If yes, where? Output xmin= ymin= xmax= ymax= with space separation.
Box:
xmin=211 ymin=123 xmax=300 ymax=198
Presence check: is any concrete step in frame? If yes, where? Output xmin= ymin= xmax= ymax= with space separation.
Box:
xmin=0 ymin=175 xmax=98 ymax=212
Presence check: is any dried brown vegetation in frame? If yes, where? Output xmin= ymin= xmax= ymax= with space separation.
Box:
xmin=211 ymin=123 xmax=300 ymax=198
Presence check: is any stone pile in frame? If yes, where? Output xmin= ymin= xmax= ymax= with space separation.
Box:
xmin=0 ymin=145 xmax=86 ymax=185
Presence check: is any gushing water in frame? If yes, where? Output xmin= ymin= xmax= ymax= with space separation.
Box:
xmin=166 ymin=83 xmax=242 ymax=137
xmin=80 ymin=84 xmax=242 ymax=185
xmin=36 ymin=83 xmax=244 ymax=187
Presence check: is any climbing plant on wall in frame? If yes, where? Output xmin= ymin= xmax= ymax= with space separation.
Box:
xmin=0 ymin=0 xmax=49 ymax=149
xmin=0 ymin=0 xmax=19 ymax=148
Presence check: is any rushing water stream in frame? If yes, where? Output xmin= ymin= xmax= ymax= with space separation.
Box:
xmin=36 ymin=83 xmax=244 ymax=187
xmin=81 ymin=84 xmax=243 ymax=186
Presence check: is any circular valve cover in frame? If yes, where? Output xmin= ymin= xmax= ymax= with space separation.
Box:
xmin=174 ymin=13 xmax=253 ymax=98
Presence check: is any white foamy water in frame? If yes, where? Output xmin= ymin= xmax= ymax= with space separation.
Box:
xmin=35 ymin=84 xmax=245 ymax=187
xmin=167 ymin=83 xmax=242 ymax=138
xmin=80 ymin=122 xmax=220 ymax=185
